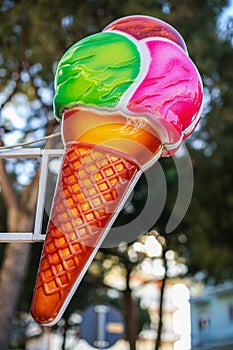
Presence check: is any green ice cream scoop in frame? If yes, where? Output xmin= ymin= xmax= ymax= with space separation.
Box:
xmin=54 ymin=31 xmax=141 ymax=119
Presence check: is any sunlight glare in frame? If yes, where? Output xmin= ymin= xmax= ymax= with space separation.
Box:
xmin=172 ymin=284 xmax=191 ymax=350
xmin=145 ymin=235 xmax=162 ymax=257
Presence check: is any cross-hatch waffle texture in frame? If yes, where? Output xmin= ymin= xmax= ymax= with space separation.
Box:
xmin=31 ymin=142 xmax=139 ymax=324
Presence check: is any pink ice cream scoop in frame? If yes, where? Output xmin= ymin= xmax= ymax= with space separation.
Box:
xmin=104 ymin=15 xmax=203 ymax=156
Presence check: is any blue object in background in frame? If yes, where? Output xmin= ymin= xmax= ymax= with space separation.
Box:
xmin=80 ymin=303 xmax=125 ymax=349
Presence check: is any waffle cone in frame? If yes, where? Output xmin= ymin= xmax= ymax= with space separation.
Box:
xmin=31 ymin=142 xmax=139 ymax=325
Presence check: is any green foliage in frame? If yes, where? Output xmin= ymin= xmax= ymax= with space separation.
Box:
xmin=170 ymin=0 xmax=233 ymax=281
xmin=0 ymin=0 xmax=233 ymax=306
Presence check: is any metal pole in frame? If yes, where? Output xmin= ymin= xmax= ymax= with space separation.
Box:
xmin=94 ymin=305 xmax=109 ymax=349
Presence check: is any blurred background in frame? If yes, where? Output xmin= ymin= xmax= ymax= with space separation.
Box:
xmin=0 ymin=0 xmax=232 ymax=349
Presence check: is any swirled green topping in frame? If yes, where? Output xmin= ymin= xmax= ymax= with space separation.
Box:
xmin=53 ymin=32 xmax=140 ymax=119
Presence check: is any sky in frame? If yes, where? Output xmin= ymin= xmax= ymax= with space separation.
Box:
xmin=218 ymin=0 xmax=233 ymax=30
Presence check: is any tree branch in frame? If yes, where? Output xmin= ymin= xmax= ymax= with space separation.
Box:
xmin=0 ymin=62 xmax=22 ymax=112
xmin=20 ymin=165 xmax=40 ymax=213
xmin=0 ymin=156 xmax=18 ymax=212
xmin=84 ymin=274 xmax=124 ymax=292
xmin=27 ymin=67 xmax=52 ymax=121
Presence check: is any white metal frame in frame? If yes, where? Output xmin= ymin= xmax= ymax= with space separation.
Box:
xmin=0 ymin=148 xmax=64 ymax=242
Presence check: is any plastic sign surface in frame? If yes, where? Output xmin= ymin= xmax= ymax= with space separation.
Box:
xmin=31 ymin=15 xmax=203 ymax=326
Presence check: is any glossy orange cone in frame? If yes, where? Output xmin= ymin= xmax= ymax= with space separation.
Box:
xmin=31 ymin=141 xmax=140 ymax=325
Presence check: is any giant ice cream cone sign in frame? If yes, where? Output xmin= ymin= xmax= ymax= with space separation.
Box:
xmin=31 ymin=15 xmax=203 ymax=326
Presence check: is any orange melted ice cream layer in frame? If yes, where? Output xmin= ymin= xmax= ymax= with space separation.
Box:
xmin=63 ymin=108 xmax=162 ymax=166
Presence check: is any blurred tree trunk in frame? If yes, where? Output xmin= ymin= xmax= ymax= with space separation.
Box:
xmin=123 ymin=265 xmax=137 ymax=350
xmin=0 ymin=156 xmax=39 ymax=350
xmin=155 ymin=249 xmax=168 ymax=350
xmin=0 ymin=243 xmax=31 ymax=349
